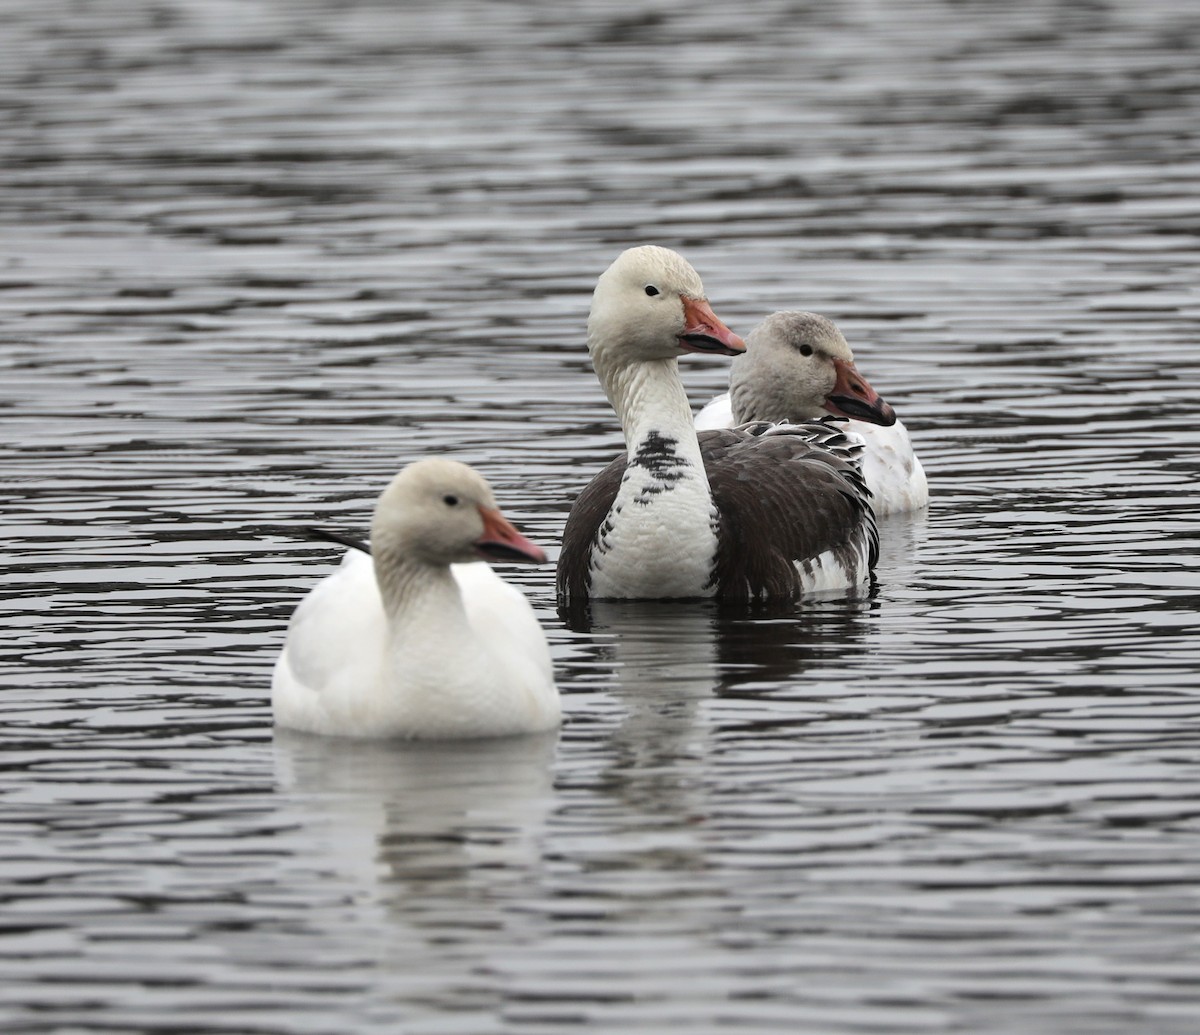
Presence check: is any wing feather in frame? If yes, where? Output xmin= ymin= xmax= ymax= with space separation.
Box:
xmin=557 ymin=455 xmax=625 ymax=602
xmin=703 ymin=419 xmax=876 ymax=602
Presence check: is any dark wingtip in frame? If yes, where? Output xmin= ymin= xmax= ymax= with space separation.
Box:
xmin=303 ymin=527 xmax=372 ymax=555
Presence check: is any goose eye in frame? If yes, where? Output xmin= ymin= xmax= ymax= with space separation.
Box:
xmin=797 ymin=343 xmax=814 ymax=357
xmin=442 ymin=494 xmax=460 ymax=507
xmin=644 ymin=285 xmax=660 ymax=297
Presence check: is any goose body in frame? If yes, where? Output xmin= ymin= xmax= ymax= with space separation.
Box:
xmin=694 ymin=311 xmax=928 ymax=516
xmin=273 ymin=460 xmax=560 ymax=740
xmin=557 ymin=247 xmax=878 ymax=605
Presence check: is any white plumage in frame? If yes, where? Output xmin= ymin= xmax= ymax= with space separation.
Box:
xmin=273 ymin=459 xmax=560 ymax=740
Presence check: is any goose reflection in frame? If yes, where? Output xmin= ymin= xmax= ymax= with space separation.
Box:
xmin=273 ymin=729 xmax=558 ymax=928
xmin=874 ymin=506 xmax=929 ymax=585
xmin=562 ymin=596 xmax=874 ymax=815
xmin=563 ymin=595 xmax=874 ymax=696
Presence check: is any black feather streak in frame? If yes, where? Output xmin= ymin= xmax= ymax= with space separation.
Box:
xmin=628 ymin=431 xmax=692 ymax=504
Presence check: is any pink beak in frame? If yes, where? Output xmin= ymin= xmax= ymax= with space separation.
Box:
xmin=678 ymin=296 xmax=746 ymax=357
xmin=823 ymin=357 xmax=897 ymax=427
xmin=474 ymin=507 xmax=547 ymax=564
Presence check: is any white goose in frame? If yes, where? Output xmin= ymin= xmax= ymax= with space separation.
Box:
xmin=557 ymin=246 xmax=877 ymax=605
xmin=273 ymin=459 xmax=560 ymax=739
xmin=694 ymin=311 xmax=928 ymax=516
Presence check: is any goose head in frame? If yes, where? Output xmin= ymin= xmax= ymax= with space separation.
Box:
xmin=371 ymin=459 xmax=546 ymax=569
xmin=729 ymin=311 xmax=896 ymax=426
xmin=587 ymin=246 xmax=746 ymax=365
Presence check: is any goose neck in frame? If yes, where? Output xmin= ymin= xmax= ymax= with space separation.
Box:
xmin=595 ymin=355 xmax=703 ymax=462
xmin=373 ymin=554 xmax=467 ymax=629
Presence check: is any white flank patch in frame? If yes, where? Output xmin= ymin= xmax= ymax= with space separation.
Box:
xmin=791 ymin=539 xmax=872 ymax=596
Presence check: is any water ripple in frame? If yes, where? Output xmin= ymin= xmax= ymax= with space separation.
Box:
xmin=2 ymin=1 xmax=1200 ymax=1032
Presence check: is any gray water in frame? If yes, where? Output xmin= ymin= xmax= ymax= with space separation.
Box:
xmin=3 ymin=1 xmax=1200 ymax=1032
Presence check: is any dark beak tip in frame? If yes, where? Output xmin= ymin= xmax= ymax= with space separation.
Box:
xmin=679 ymin=333 xmax=745 ymax=357
xmin=476 ymin=540 xmax=546 ymax=565
xmin=827 ymin=394 xmax=897 ymax=427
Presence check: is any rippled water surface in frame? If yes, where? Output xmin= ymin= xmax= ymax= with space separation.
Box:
xmin=4 ymin=1 xmax=1200 ymax=1032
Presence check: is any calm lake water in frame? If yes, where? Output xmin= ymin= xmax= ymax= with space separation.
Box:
xmin=3 ymin=1 xmax=1200 ymax=1032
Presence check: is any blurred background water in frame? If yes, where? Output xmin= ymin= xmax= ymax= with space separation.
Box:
xmin=2 ymin=1 xmax=1199 ymax=1032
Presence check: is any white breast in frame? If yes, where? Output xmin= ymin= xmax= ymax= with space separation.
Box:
xmin=586 ymin=462 xmax=720 ymax=600
xmin=273 ymin=551 xmax=560 ymax=739
xmin=693 ymin=392 xmax=734 ymax=432
xmin=853 ymin=420 xmax=929 ymax=517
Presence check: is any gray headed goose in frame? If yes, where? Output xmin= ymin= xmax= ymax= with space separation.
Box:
xmin=557 ymin=246 xmax=877 ymax=605
xmin=695 ymin=311 xmax=928 ymax=515
xmin=274 ymin=459 xmax=560 ymax=739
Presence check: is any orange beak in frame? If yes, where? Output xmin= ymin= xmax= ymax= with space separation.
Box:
xmin=678 ymin=296 xmax=746 ymax=357
xmin=824 ymin=357 xmax=897 ymax=427
xmin=474 ymin=507 xmax=547 ymax=564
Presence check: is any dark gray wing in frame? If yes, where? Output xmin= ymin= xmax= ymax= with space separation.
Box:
xmin=556 ymin=453 xmax=626 ymax=604
xmin=703 ymin=418 xmax=877 ymax=602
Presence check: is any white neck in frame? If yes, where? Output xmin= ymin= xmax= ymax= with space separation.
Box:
xmin=375 ymin=555 xmax=463 ymax=623
xmin=374 ymin=554 xmax=481 ymax=668
xmin=588 ymin=349 xmax=719 ymax=598
xmin=595 ymin=354 xmax=700 ymax=456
